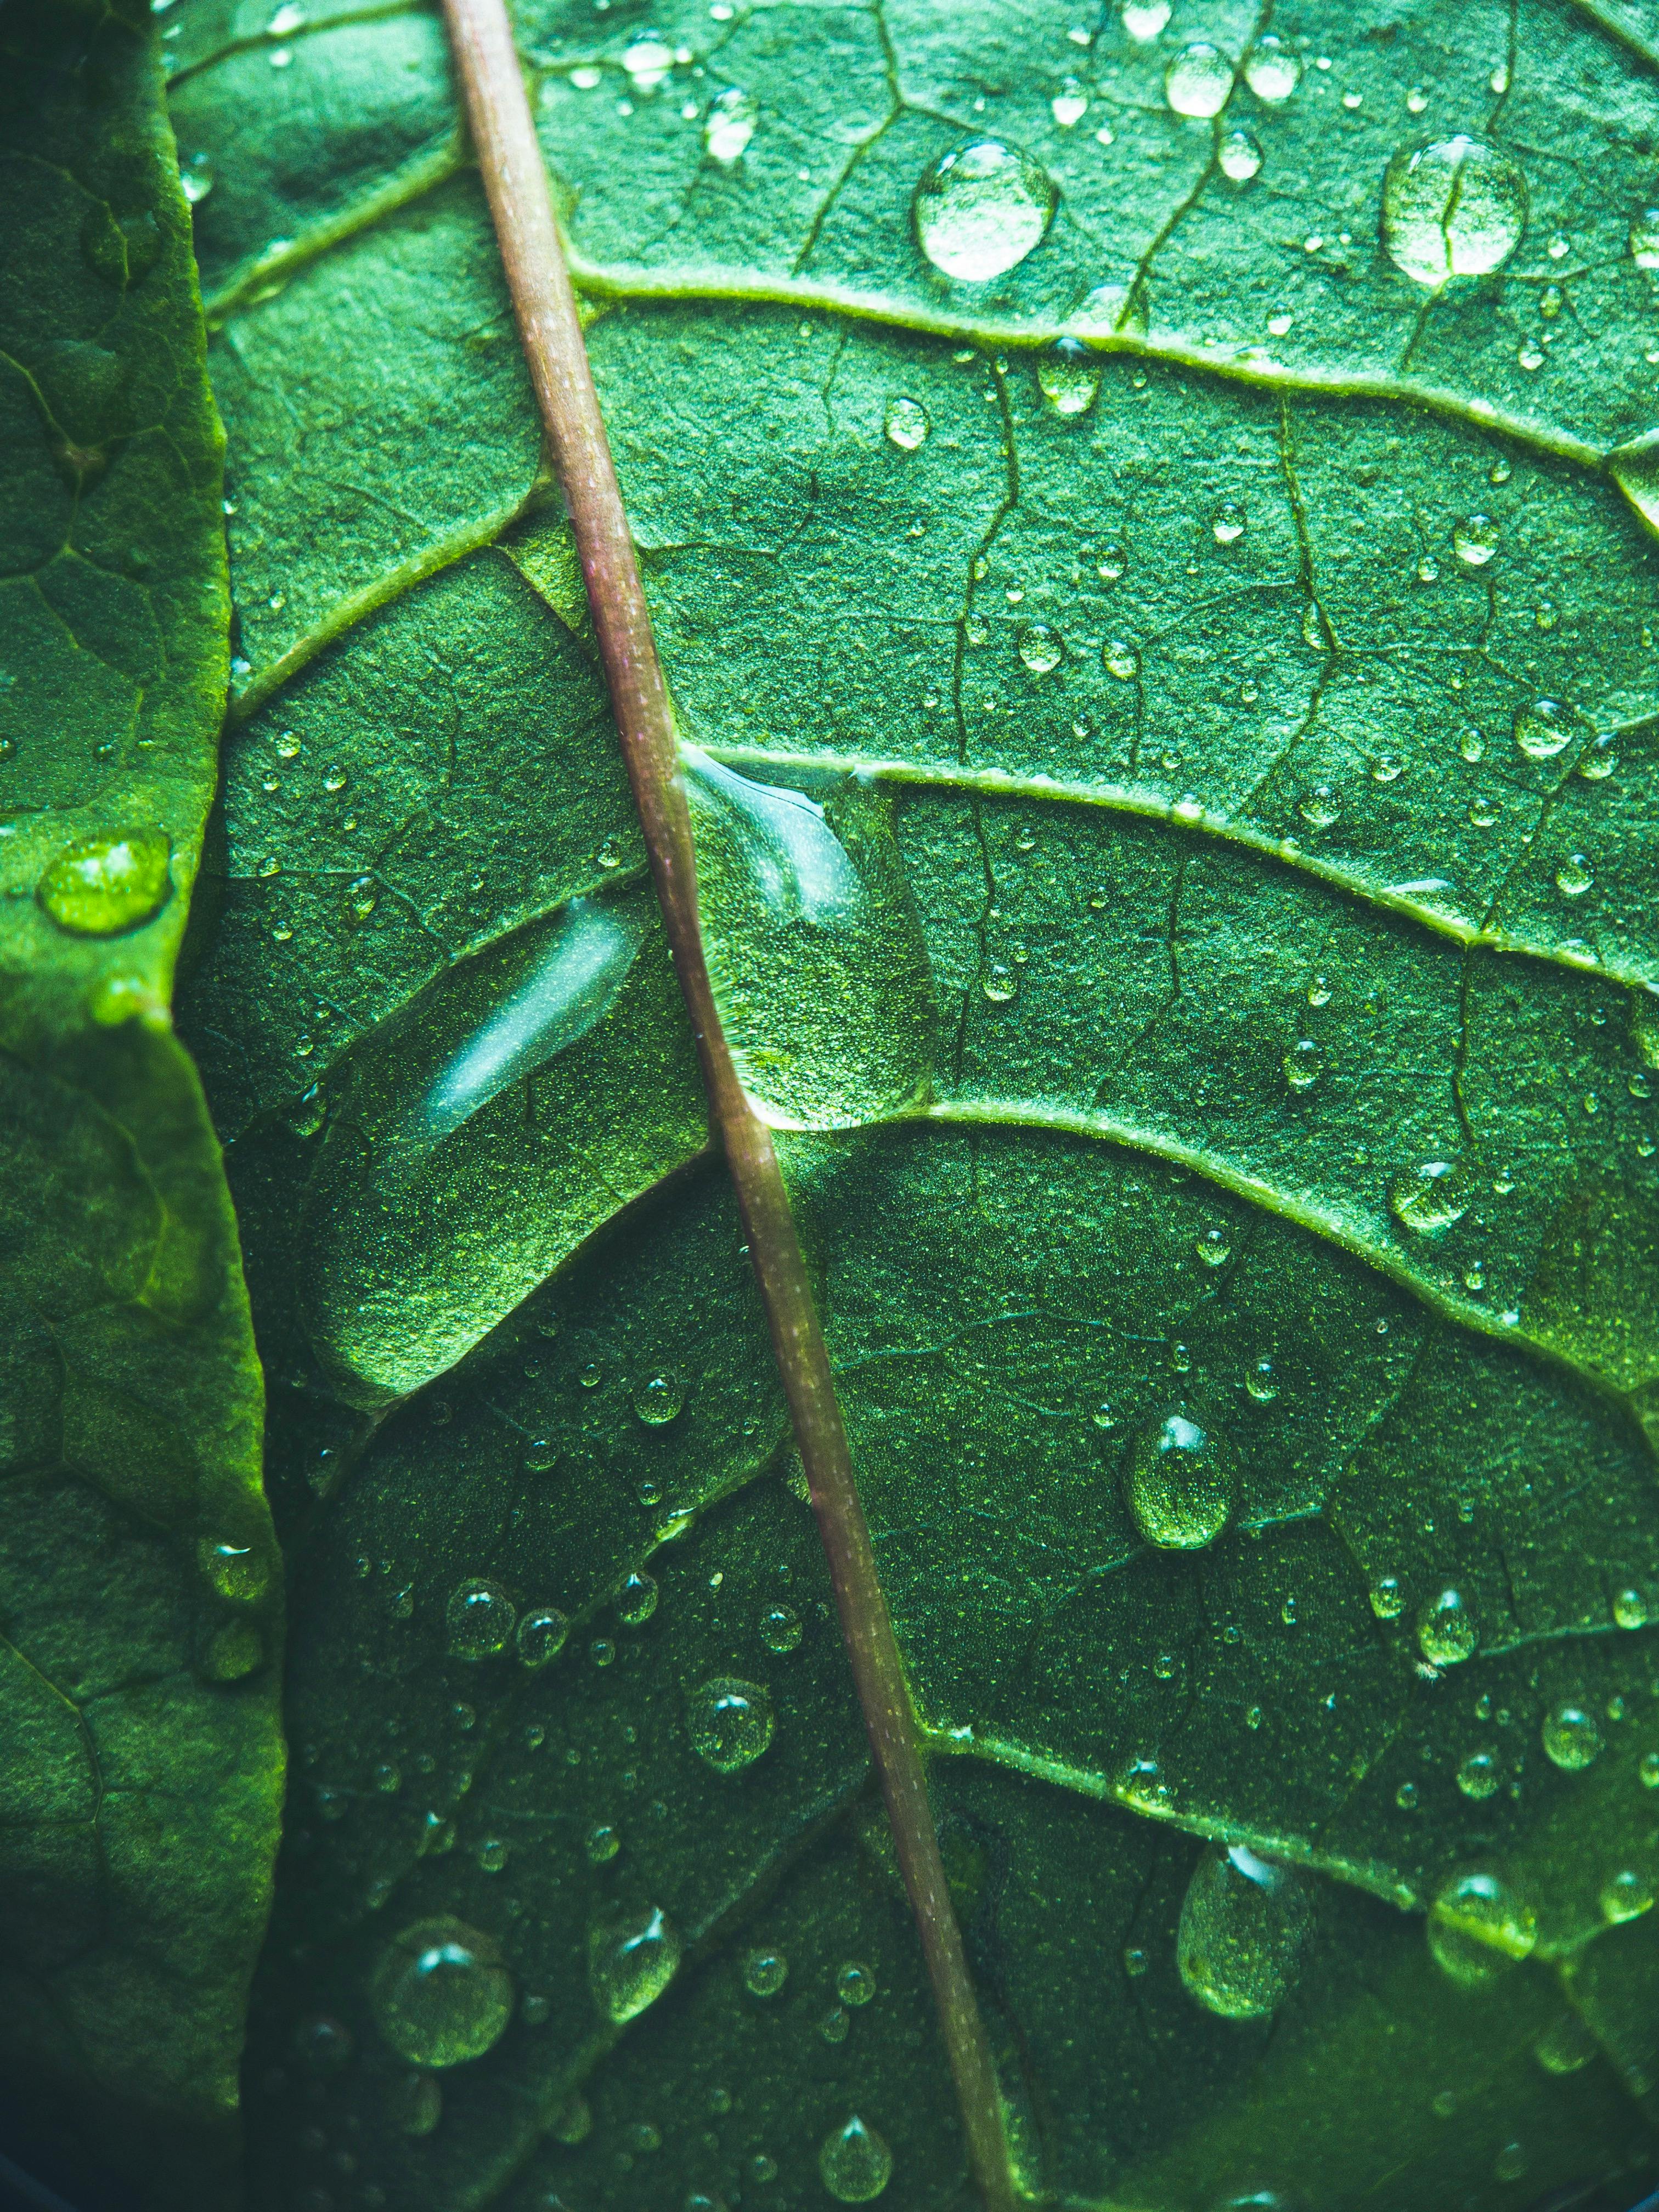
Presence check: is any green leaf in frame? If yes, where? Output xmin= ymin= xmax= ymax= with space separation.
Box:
xmin=168 ymin=0 xmax=1659 ymax=2203
xmin=0 ymin=3 xmax=282 ymax=2201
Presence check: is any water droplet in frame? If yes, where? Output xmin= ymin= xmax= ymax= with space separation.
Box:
xmin=1542 ymin=1700 xmax=1602 ymax=1770
xmin=1514 ymin=696 xmax=1583 ymax=760
xmin=1219 ymin=128 xmax=1263 ymax=183
xmin=1534 ymin=2011 xmax=1597 ymax=2074
xmin=584 ymin=1822 xmax=621 ymax=1864
xmin=1381 ymin=137 xmax=1527 ymax=286
xmin=688 ymin=1675 xmax=775 ymax=1771
xmin=1164 ymin=41 xmax=1233 ymax=119
xmin=369 ymin=1918 xmax=514 ymax=2066
xmin=1123 ymin=1943 xmax=1149 ymax=1977
xmin=684 ymin=750 xmax=935 ymax=1128
xmin=1123 ymin=1408 xmax=1238 ymax=1550
xmin=1389 ymin=1158 xmax=1472 ymax=1235
xmin=1051 ymin=77 xmax=1087 ymax=128
xmin=1632 ymin=209 xmax=1659 ymax=269
xmin=1177 ymin=1843 xmax=1314 ymax=2018
xmin=179 ymin=150 xmax=215 ymax=204
xmin=912 ymin=140 xmax=1057 ymax=283
xmin=1601 ymin=1869 xmax=1655 ymax=1923
xmin=1102 ymin=638 xmax=1139 ymax=681
xmin=589 ymin=1906 xmax=681 ymax=2022
xmin=1369 ymin=1575 xmax=1403 ymax=1620
xmin=199 ymin=1535 xmax=273 ymax=1606
xmin=616 ymin=1570 xmax=658 ymax=1626
xmin=980 ymin=960 xmax=1019 ymax=1005
xmin=1615 ymin=1588 xmax=1648 ymax=1630
xmin=515 ymin=1607 xmax=569 ymax=1668
xmin=1037 ymin=340 xmax=1101 ymax=416
xmin=1427 ymin=1870 xmax=1536 ymax=1986
xmin=819 ymin=2117 xmax=893 ymax=2203
xmin=1418 ymin=1587 xmax=1477 ymax=1666
xmin=631 ymin=1369 xmax=686 ymax=1427
xmin=1451 ymin=1750 xmax=1500 ymax=1808
xmin=1641 ymin=1751 xmax=1659 ymax=1788
xmin=833 ymin=1961 xmax=876 ymax=2007
xmin=322 ymin=762 xmax=348 ymax=793
xmin=743 ymin=1947 xmax=787 ymax=1996
xmin=476 ymin=1835 xmax=509 ymax=1874
xmin=819 ymin=2006 xmax=849 ymax=2044
xmin=759 ymin=1602 xmax=802 ymax=1653
xmin=1396 ymin=1780 xmax=1419 ymax=1810
xmin=1554 ymin=853 xmax=1593 ymax=899
xmin=37 ymin=828 xmax=171 ymax=936
xmin=1243 ymin=35 xmax=1301 ymax=101
xmin=1495 ymin=2143 xmax=1528 ymax=2184
xmin=1297 ymin=785 xmax=1340 ymax=830
xmin=704 ymin=86 xmax=756 ymax=163
xmin=1244 ymin=1358 xmax=1277 ymax=1403
xmin=393 ymin=2069 xmax=443 ymax=2136
xmin=1211 ymin=499 xmax=1246 ymax=545
xmin=883 ymin=396 xmax=929 ymax=450
xmin=1453 ymin=513 xmax=1498 ymax=566
xmin=1283 ymin=1039 xmax=1324 ymax=1093
xmin=447 ymin=1579 xmax=515 ymax=1661
xmin=1578 ymin=733 xmax=1616 ymax=780
xmin=1018 ymin=623 xmax=1064 ymax=675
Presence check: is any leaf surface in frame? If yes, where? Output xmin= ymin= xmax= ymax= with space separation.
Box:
xmin=170 ymin=1 xmax=1659 ymax=2204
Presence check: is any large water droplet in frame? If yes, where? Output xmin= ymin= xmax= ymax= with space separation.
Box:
xmin=37 ymin=828 xmax=171 ymax=936
xmin=1513 ymin=697 xmax=1585 ymax=761
xmin=1018 ymin=623 xmax=1064 ymax=674
xmin=912 ymin=141 xmax=1057 ymax=283
xmin=589 ymin=1906 xmax=681 ymax=2022
xmin=1243 ymin=35 xmax=1301 ymax=101
xmin=1417 ymin=1586 xmax=1477 ymax=1666
xmin=1542 ymin=1700 xmax=1602 ymax=1771
xmin=369 ymin=1918 xmax=514 ymax=2066
xmin=1427 ymin=1870 xmax=1536 ymax=1987
xmin=447 ymin=1579 xmax=516 ymax=1660
xmin=1177 ymin=1844 xmax=1314 ymax=2018
xmin=1123 ymin=1408 xmax=1238 ymax=1550
xmin=516 ymin=1607 xmax=569 ymax=1668
xmin=1453 ymin=513 xmax=1498 ymax=566
xmin=1164 ymin=42 xmax=1233 ymax=118
xmin=1381 ymin=137 xmax=1527 ymax=286
xmin=1389 ymin=1158 xmax=1473 ymax=1234
xmin=688 ymin=1675 xmax=775 ymax=1772
xmin=684 ymin=749 xmax=935 ymax=1128
xmin=819 ymin=2117 xmax=893 ymax=2203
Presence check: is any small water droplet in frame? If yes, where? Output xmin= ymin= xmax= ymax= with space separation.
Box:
xmin=1297 ymin=784 xmax=1340 ymax=830
xmin=1018 ymin=623 xmax=1064 ymax=674
xmin=1418 ymin=1587 xmax=1477 ymax=1666
xmin=616 ymin=1571 xmax=658 ymax=1627
xmin=1195 ymin=1227 xmax=1231 ymax=1268
xmin=1218 ymin=128 xmax=1262 ymax=183
xmin=1453 ymin=512 xmax=1498 ymax=566
xmin=980 ymin=961 xmax=1018 ymax=1004
xmin=179 ymin=151 xmax=215 ymax=204
xmin=584 ymin=1822 xmax=621 ymax=1864
xmin=1211 ymin=498 xmax=1246 ymax=545
xmin=1640 ymin=1750 xmax=1659 ymax=1788
xmin=447 ymin=1579 xmax=515 ymax=1660
xmin=1427 ymin=1870 xmax=1536 ymax=1986
xmin=1369 ymin=1575 xmax=1403 ymax=1620
xmin=589 ymin=1906 xmax=681 ymax=2022
xmin=632 ymin=1369 xmax=686 ymax=1426
xmin=704 ymin=86 xmax=756 ymax=163
xmin=883 ymin=396 xmax=929 ymax=450
xmin=1123 ymin=1407 xmax=1238 ymax=1550
xmin=1554 ymin=853 xmax=1593 ymax=898
xmin=1102 ymin=637 xmax=1139 ymax=681
xmin=913 ymin=140 xmax=1057 ymax=283
xmin=1283 ymin=1039 xmax=1324 ymax=1093
xmin=515 ymin=1607 xmax=569 ymax=1668
xmin=1577 ymin=733 xmax=1616 ymax=780
xmin=1632 ymin=209 xmax=1659 ymax=269
xmin=1542 ymin=1701 xmax=1602 ymax=1770
xmin=1243 ymin=34 xmax=1301 ymax=101
xmin=1390 ymin=1158 xmax=1472 ymax=1235
xmin=836 ymin=1961 xmax=876 ymax=2006
xmin=1615 ymin=1588 xmax=1648 ymax=1630
xmin=819 ymin=2117 xmax=893 ymax=2203
xmin=1533 ymin=2012 xmax=1598 ymax=2075
xmin=1177 ymin=1844 xmax=1314 ymax=2018
xmin=369 ymin=1918 xmax=514 ymax=2066
xmin=688 ymin=1675 xmax=775 ymax=1771
xmin=1381 ymin=137 xmax=1527 ymax=286
xmin=1457 ymin=1750 xmax=1500 ymax=1800
xmin=1164 ymin=42 xmax=1234 ymax=119
xmin=1037 ymin=340 xmax=1101 ymax=416
xmin=1601 ymin=1869 xmax=1655 ymax=1924
xmin=1244 ymin=1358 xmax=1277 ymax=1404
xmin=37 ymin=828 xmax=172 ymax=936
xmin=758 ymin=1602 xmax=802 ymax=1653
xmin=1051 ymin=77 xmax=1087 ymax=128
xmin=743 ymin=1947 xmax=788 ymax=1996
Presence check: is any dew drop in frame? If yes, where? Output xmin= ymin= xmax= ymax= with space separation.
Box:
xmin=1640 ymin=1751 xmax=1659 ymax=1788
xmin=37 ymin=828 xmax=171 ymax=936
xmin=1631 ymin=208 xmax=1659 ymax=269
xmin=369 ymin=1918 xmax=514 ymax=2066
xmin=1389 ymin=1158 xmax=1472 ymax=1235
xmin=1554 ymin=853 xmax=1593 ymax=899
xmin=584 ymin=1822 xmax=620 ymax=1864
xmin=1103 ymin=638 xmax=1139 ymax=681
xmin=589 ymin=1906 xmax=681 ymax=2022
xmin=743 ymin=1947 xmax=788 ymax=1996
xmin=1195 ymin=1227 xmax=1231 ymax=1267
xmin=1615 ymin=1588 xmax=1648 ymax=1630
xmin=1427 ymin=1870 xmax=1536 ymax=1987
xmin=980 ymin=961 xmax=1018 ymax=1004
xmin=1600 ymin=1869 xmax=1655 ymax=1924
xmin=1123 ymin=1407 xmax=1238 ymax=1550
xmin=179 ymin=151 xmax=215 ymax=204
xmin=1297 ymin=784 xmax=1340 ymax=830
xmin=1051 ymin=77 xmax=1087 ymax=129
xmin=1218 ymin=129 xmax=1263 ymax=183
xmin=1453 ymin=513 xmax=1498 ymax=566
xmin=1177 ymin=1843 xmax=1314 ymax=2018
xmin=1542 ymin=1700 xmax=1602 ymax=1771
xmin=1381 ymin=137 xmax=1527 ymax=286
xmin=688 ymin=1675 xmax=775 ymax=1771
xmin=1369 ymin=1575 xmax=1403 ymax=1621
xmin=1283 ymin=1039 xmax=1324 ymax=1093
xmin=515 ymin=1607 xmax=569 ymax=1668
xmin=1164 ymin=42 xmax=1234 ymax=119
xmin=1211 ymin=498 xmax=1246 ymax=545
xmin=1120 ymin=0 xmax=1170 ymax=38
xmin=447 ymin=1579 xmax=515 ymax=1661
xmin=820 ymin=2117 xmax=893 ymax=2203
xmin=759 ymin=1602 xmax=803 ymax=1653
xmin=632 ymin=1369 xmax=686 ymax=1426
xmin=912 ymin=141 xmax=1057 ymax=283
xmin=1578 ymin=733 xmax=1616 ymax=780
xmin=1243 ymin=35 xmax=1301 ymax=103
xmin=704 ymin=86 xmax=756 ymax=164
xmin=1534 ymin=2012 xmax=1598 ymax=2075
xmin=1418 ymin=1586 xmax=1477 ymax=1666
xmin=1458 ymin=1750 xmax=1500 ymax=1800
xmin=1037 ymin=341 xmax=1101 ymax=417
xmin=1018 ymin=623 xmax=1064 ymax=674
xmin=616 ymin=1570 xmax=658 ymax=1626
xmin=1244 ymin=1358 xmax=1277 ymax=1403
xmin=1514 ymin=696 xmax=1582 ymax=760
xmin=883 ymin=396 xmax=929 ymax=450
xmin=837 ymin=1961 xmax=876 ymax=2006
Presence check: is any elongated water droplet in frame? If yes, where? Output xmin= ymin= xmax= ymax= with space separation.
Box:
xmin=1219 ymin=128 xmax=1262 ymax=182
xmin=1037 ymin=340 xmax=1101 ymax=416
xmin=819 ymin=2117 xmax=893 ymax=2203
xmin=37 ymin=828 xmax=171 ymax=936
xmin=369 ymin=1918 xmax=514 ymax=2065
xmin=616 ymin=1570 xmax=658 ymax=1626
xmin=1381 ymin=137 xmax=1527 ymax=286
xmin=179 ymin=150 xmax=215 ymax=204
xmin=516 ymin=1607 xmax=568 ymax=1668
xmin=1177 ymin=1844 xmax=1313 ymax=2018
xmin=912 ymin=141 xmax=1057 ymax=283
xmin=684 ymin=749 xmax=935 ymax=1128
xmin=704 ymin=86 xmax=756 ymax=163
xmin=1164 ymin=42 xmax=1233 ymax=118
xmin=1283 ymin=1039 xmax=1324 ymax=1093
xmin=589 ymin=1906 xmax=681 ymax=2022
xmin=1632 ymin=209 xmax=1659 ymax=269
xmin=688 ymin=1675 xmax=775 ymax=1771
xmin=1427 ymin=1870 xmax=1536 ymax=1986
xmin=1123 ymin=1408 xmax=1237 ymax=1550
xmin=1243 ymin=35 xmax=1301 ymax=101
xmin=1418 ymin=1586 xmax=1477 ymax=1666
